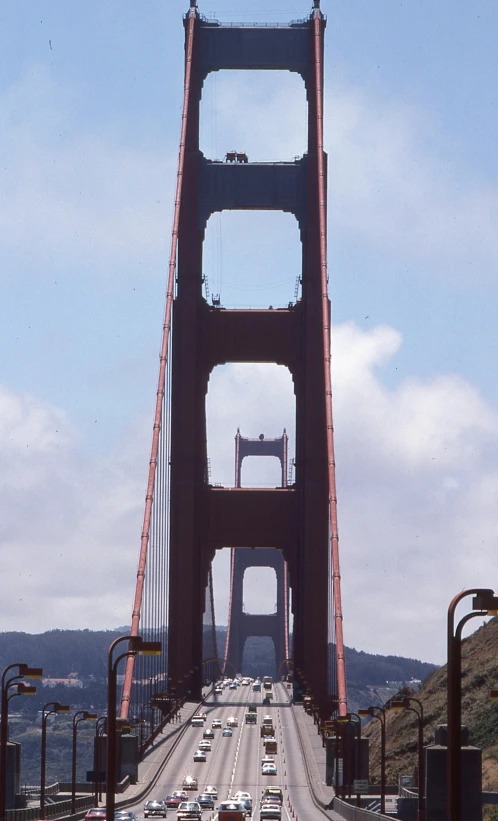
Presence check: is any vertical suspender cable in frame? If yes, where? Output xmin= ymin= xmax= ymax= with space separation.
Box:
xmin=313 ymin=11 xmax=347 ymax=716
xmin=120 ymin=8 xmax=197 ymax=719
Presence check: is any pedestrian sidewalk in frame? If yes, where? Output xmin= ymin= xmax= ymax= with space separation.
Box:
xmin=292 ymin=704 xmax=345 ymax=820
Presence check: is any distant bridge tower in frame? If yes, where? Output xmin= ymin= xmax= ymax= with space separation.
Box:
xmin=223 ymin=430 xmax=291 ymax=677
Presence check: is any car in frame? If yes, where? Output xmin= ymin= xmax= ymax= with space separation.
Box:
xmin=227 ymin=716 xmax=238 ymax=727
xmin=165 ymin=795 xmax=182 ymax=809
xmin=198 ymin=739 xmax=212 ymax=751
xmin=195 ymin=794 xmax=215 ymax=810
xmin=176 ymin=801 xmax=201 ymax=820
xmin=217 ymin=800 xmax=246 ymax=819
xmin=193 ymin=749 xmax=207 ymax=762
xmin=261 ymin=788 xmax=283 ymax=805
xmin=222 ymin=726 xmax=233 ymax=737
xmin=203 ymin=728 xmax=215 ymax=738
xmin=262 ymin=763 xmax=277 ymax=776
xmin=85 ymin=809 xmax=106 ymax=821
xmin=191 ymin=717 xmax=204 ymax=727
xmin=143 ymin=800 xmax=167 ymax=818
xmin=229 ymin=681 xmax=238 ymax=689
xmin=171 ymin=792 xmax=188 ymax=802
xmin=259 ymin=803 xmax=282 ymax=820
xmin=261 ymin=756 xmax=274 ymax=766
xmin=212 ymin=719 xmax=222 ymax=728
xmin=233 ymin=792 xmax=252 ymax=814
xmin=182 ymin=776 xmax=198 ymax=790
xmin=235 ymin=798 xmax=252 ymax=817
xmin=214 ymin=686 xmax=223 ymax=694
xmin=115 ymin=813 xmax=137 ymax=821
xmin=203 ymin=785 xmax=218 ymax=798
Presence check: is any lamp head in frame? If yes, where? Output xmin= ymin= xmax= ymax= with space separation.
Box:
xmin=129 ymin=637 xmax=162 ymax=656
xmin=472 ymin=590 xmax=498 ymax=614
xmin=19 ymin=665 xmax=43 ymax=679
xmin=17 ymin=684 xmax=36 ymax=696
xmin=389 ymin=699 xmax=408 ymax=711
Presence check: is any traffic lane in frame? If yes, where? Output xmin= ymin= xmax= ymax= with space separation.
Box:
xmin=158 ymin=692 xmax=247 ymax=807
xmin=123 ymin=685 xmax=265 ymax=816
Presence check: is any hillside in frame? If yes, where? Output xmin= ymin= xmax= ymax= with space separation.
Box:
xmin=362 ymin=617 xmax=498 ymax=808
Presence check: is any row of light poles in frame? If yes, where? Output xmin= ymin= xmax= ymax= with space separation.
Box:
xmin=350 ymin=587 xmax=498 ymax=821
xmin=0 ymin=663 xmax=42 ymax=821
xmin=0 ymin=635 xmax=163 ymax=821
xmin=330 ymin=696 xmax=424 ymax=820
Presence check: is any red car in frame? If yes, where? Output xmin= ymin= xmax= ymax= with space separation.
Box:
xmin=165 ymin=791 xmax=187 ymax=808
xmin=85 ymin=810 xmax=106 ymax=821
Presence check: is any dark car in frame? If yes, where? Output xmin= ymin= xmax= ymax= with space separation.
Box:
xmin=196 ymin=794 xmax=215 ymax=810
xmin=144 ymin=800 xmax=167 ymax=818
xmin=115 ymin=813 xmax=137 ymax=821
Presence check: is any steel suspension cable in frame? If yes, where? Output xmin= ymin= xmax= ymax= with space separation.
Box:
xmin=120 ymin=7 xmax=198 ymax=719
xmin=313 ymin=10 xmax=347 ymax=715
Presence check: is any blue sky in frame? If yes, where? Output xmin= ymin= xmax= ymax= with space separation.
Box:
xmin=1 ymin=0 xmax=498 ymax=665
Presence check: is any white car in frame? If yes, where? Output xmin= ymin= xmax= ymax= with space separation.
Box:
xmin=176 ymin=801 xmax=201 ymax=820
xmin=212 ymin=719 xmax=222 ymax=729
xmin=233 ymin=791 xmax=252 ymax=812
xmin=183 ymin=776 xmax=198 ymax=790
xmin=227 ymin=716 xmax=238 ymax=727
xmin=203 ymin=786 xmax=218 ymax=798
xmin=198 ymin=740 xmax=212 ymax=751
xmin=260 ymin=803 xmax=282 ymax=820
xmin=262 ymin=763 xmax=277 ymax=776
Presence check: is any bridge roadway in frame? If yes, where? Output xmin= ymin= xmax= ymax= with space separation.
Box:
xmin=123 ymin=683 xmax=342 ymax=821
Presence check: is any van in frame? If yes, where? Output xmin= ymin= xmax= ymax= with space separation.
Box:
xmin=191 ymin=717 xmax=204 ymax=727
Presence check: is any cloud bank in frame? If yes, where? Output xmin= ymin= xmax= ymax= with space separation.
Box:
xmin=2 ymin=322 xmax=497 ymax=663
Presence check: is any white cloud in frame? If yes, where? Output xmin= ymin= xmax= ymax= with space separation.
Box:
xmin=331 ymin=323 xmax=498 ymax=662
xmin=0 ymin=384 xmax=149 ymax=630
xmin=2 ymin=321 xmax=497 ymax=664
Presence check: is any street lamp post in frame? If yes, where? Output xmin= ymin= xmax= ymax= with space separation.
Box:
xmin=0 ymin=664 xmax=42 ymax=821
xmin=447 ymin=589 xmax=498 ymax=821
xmin=390 ymin=697 xmax=425 ymax=821
xmin=40 ymin=702 xmax=70 ymax=819
xmin=94 ymin=717 xmax=107 ymax=806
xmin=359 ymin=706 xmax=386 ymax=815
xmin=106 ymin=636 xmax=161 ymax=821
xmin=337 ymin=712 xmax=363 ymax=805
xmin=71 ymin=711 xmax=97 ymax=814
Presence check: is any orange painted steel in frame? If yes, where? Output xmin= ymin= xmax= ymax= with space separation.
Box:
xmin=313 ymin=10 xmax=347 ymax=716
xmin=119 ymin=7 xmax=197 ymax=719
